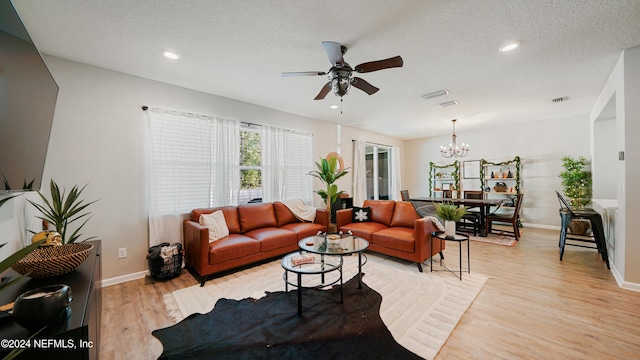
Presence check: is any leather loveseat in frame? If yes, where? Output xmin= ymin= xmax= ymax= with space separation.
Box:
xmin=184 ymin=202 xmax=328 ymax=286
xmin=336 ymin=200 xmax=443 ymax=272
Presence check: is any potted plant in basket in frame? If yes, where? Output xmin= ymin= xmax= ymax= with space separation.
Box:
xmin=559 ymin=156 xmax=592 ymax=235
xmin=308 ymin=154 xmax=349 ymax=232
xmin=14 ymin=180 xmax=99 ymax=278
xmin=434 ymin=202 xmax=468 ymax=237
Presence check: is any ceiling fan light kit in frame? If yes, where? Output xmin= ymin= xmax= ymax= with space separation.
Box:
xmin=283 ymin=41 xmax=403 ymax=101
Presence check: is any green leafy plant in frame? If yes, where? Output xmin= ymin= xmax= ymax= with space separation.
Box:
xmin=28 ymin=180 xmax=98 ymax=244
xmin=434 ymin=202 xmax=468 ymax=222
xmin=308 ymin=156 xmax=349 ymax=224
xmin=559 ymin=156 xmax=592 ymax=209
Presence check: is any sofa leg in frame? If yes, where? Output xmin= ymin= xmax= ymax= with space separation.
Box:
xmin=440 ymin=251 xmax=444 ymax=260
xmin=200 ymin=275 xmax=209 ymax=287
xmin=416 ymin=263 xmax=423 ymax=272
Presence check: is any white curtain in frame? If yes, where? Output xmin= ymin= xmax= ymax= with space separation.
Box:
xmin=261 ymin=126 xmax=285 ymax=202
xmin=147 ymin=108 xmax=239 ymax=246
xmin=213 ymin=119 xmax=241 ymax=206
xmin=261 ymin=126 xmax=313 ymax=203
xmin=391 ymin=146 xmax=402 ymax=200
xmin=352 ymin=140 xmax=367 ymax=206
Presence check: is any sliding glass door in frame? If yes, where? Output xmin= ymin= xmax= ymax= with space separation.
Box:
xmin=365 ymin=144 xmax=392 ymax=200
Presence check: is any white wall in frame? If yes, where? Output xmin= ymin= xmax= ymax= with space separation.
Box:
xmin=589 ymin=45 xmax=640 ymax=289
xmin=593 ymin=118 xmax=617 ymax=199
xmin=1 ymin=56 xmax=402 ymax=283
xmin=402 ymin=116 xmax=590 ymax=228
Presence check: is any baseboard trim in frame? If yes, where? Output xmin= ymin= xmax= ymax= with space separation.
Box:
xmin=101 ymin=270 xmax=149 ymax=288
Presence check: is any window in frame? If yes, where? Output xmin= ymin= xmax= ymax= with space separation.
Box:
xmin=239 ymin=128 xmax=262 ymax=203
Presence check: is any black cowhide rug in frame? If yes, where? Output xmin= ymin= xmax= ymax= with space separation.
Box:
xmin=152 ymin=274 xmax=423 ymax=360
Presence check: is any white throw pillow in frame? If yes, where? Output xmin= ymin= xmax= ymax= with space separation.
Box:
xmin=199 ymin=210 xmax=229 ymax=243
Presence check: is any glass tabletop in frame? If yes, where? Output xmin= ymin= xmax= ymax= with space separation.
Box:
xmin=298 ymin=234 xmax=369 ymax=255
xmin=281 ymin=252 xmax=343 ymax=274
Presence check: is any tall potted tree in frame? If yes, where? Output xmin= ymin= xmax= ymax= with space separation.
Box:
xmin=308 ymin=154 xmax=349 ymax=231
xmin=559 ymin=156 xmax=592 ymax=234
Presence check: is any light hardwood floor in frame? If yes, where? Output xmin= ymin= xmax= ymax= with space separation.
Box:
xmin=101 ymin=228 xmax=640 ymax=359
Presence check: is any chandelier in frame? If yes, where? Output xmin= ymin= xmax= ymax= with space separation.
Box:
xmin=440 ymin=119 xmax=469 ymax=158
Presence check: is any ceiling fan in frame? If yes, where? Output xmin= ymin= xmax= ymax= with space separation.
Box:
xmin=282 ymin=41 xmax=403 ymax=100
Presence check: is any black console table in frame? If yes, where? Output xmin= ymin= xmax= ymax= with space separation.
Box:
xmin=331 ymin=197 xmax=353 ymax=221
xmin=0 ymin=240 xmax=102 ymax=359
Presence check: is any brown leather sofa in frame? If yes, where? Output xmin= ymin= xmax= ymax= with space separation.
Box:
xmin=336 ymin=200 xmax=443 ymax=272
xmin=184 ymin=202 xmax=328 ymax=286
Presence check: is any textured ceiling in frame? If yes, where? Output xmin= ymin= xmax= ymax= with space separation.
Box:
xmin=12 ymin=0 xmax=640 ymax=139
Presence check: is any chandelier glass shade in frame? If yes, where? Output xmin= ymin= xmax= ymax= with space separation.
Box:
xmin=440 ymin=119 xmax=469 ymax=158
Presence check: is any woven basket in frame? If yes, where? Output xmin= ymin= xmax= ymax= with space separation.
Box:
xmin=12 ymin=243 xmax=94 ymax=278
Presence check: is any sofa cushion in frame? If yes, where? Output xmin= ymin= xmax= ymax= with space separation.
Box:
xmin=199 ymin=210 xmax=229 ymax=242
xmin=208 ymin=234 xmax=260 ymax=264
xmin=390 ymin=201 xmax=420 ymax=228
xmin=339 ymin=222 xmax=388 ymax=241
xmin=273 ymin=201 xmax=298 ymax=226
xmin=245 ymin=227 xmax=298 ymax=252
xmin=363 ymin=200 xmax=396 ymax=226
xmin=192 ymin=206 xmax=241 ymax=234
xmin=372 ymin=227 xmax=415 ymax=253
xmin=352 ymin=206 xmax=371 ymax=222
xmin=281 ymin=222 xmax=326 ymax=240
xmin=238 ymin=203 xmax=277 ymax=233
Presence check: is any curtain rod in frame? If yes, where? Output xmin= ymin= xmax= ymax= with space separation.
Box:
xmin=352 ymin=139 xmax=391 ymax=148
xmin=142 ymin=105 xmax=312 ymax=136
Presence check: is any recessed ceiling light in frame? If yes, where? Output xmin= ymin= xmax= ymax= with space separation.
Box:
xmin=330 ymin=105 xmax=338 ymax=109
xmin=163 ymin=50 xmax=181 ymax=60
xmin=422 ymin=89 xmax=450 ymax=100
xmin=499 ymin=41 xmax=521 ymax=52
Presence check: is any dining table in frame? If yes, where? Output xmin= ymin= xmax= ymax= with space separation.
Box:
xmin=410 ymin=197 xmax=505 ymax=237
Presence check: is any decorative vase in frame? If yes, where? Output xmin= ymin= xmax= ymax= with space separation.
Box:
xmin=444 ymin=220 xmax=456 ymax=237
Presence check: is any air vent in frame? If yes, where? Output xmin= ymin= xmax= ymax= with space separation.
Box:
xmin=552 ymin=96 xmax=568 ymax=103
xmin=422 ymin=89 xmax=450 ymax=99
xmin=438 ymin=100 xmax=459 ymax=107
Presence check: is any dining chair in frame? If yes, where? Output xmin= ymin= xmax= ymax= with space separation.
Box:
xmin=457 ymin=191 xmax=483 ymax=236
xmin=486 ymin=193 xmax=523 ymax=240
xmin=555 ymin=190 xmax=609 ymax=269
xmin=400 ymin=190 xmax=410 ymax=201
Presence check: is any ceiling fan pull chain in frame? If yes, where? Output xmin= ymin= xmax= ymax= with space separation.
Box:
xmin=341 ymin=97 xmax=343 ymax=114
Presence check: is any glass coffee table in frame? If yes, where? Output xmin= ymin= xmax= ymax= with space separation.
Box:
xmin=281 ymin=252 xmax=343 ymax=317
xmin=298 ymin=234 xmax=369 ymax=289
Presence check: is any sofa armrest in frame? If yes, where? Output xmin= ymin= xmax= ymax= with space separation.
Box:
xmin=414 ymin=217 xmax=442 ymax=255
xmin=336 ymin=208 xmax=353 ymax=229
xmin=183 ymin=219 xmax=210 ymax=273
xmin=314 ymin=208 xmax=329 ymax=228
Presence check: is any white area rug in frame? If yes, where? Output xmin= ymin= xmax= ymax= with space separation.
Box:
xmin=164 ymin=253 xmax=488 ymax=360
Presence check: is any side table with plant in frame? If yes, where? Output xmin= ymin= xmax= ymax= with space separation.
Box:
xmin=434 ymin=202 xmax=468 ymax=237
xmin=559 ymin=155 xmax=592 ymax=235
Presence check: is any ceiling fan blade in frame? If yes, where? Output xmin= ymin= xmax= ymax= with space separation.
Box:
xmin=282 ymin=71 xmax=326 ymax=77
xmin=314 ymin=82 xmax=332 ymax=100
xmin=351 ymin=77 xmax=379 ymax=95
xmin=354 ymin=56 xmax=404 ymax=73
xmin=322 ymin=41 xmax=345 ymax=66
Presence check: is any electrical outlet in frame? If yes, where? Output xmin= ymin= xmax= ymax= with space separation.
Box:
xmin=118 ymin=247 xmax=127 ymax=259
